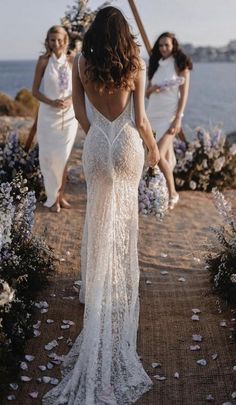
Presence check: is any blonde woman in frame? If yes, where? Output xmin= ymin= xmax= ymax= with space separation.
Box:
xmin=32 ymin=25 xmax=78 ymax=212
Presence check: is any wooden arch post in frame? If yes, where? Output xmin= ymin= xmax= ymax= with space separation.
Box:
xmin=127 ymin=0 xmax=152 ymax=56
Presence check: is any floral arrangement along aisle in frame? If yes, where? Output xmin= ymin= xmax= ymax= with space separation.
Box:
xmin=174 ymin=127 xmax=236 ymax=191
xmin=206 ymin=190 xmax=236 ymax=308
xmin=0 ymin=132 xmax=44 ymax=199
xmin=0 ymin=173 xmax=55 ymax=398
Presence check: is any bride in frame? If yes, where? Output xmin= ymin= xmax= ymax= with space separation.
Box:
xmin=42 ymin=6 xmax=159 ymax=405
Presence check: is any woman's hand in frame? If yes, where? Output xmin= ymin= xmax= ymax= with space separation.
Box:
xmin=146 ymin=84 xmax=161 ymax=99
xmin=50 ymin=98 xmax=72 ymax=109
xmin=147 ymin=144 xmax=160 ymax=168
xmin=168 ymin=116 xmax=182 ymax=136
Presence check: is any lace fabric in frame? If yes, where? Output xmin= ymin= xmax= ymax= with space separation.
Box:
xmin=42 ymin=97 xmax=153 ymax=405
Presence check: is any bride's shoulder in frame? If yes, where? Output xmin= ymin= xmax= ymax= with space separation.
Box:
xmin=138 ymin=58 xmax=147 ymax=71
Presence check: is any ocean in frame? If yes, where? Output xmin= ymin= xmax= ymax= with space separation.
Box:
xmin=0 ymin=60 xmax=236 ymax=136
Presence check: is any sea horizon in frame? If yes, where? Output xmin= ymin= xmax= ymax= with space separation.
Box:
xmin=0 ymin=60 xmax=236 ymax=135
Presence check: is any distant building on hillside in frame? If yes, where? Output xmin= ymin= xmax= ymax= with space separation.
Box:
xmin=182 ymin=40 xmax=236 ymax=62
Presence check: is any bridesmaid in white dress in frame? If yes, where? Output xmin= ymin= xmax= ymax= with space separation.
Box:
xmin=146 ymin=32 xmax=192 ymax=209
xmin=42 ymin=6 xmax=159 ymax=405
xmin=32 ymin=26 xmax=78 ymax=212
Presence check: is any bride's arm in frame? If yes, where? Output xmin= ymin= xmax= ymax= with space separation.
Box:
xmin=133 ymin=60 xmax=160 ymax=167
xmin=72 ymin=54 xmax=90 ymax=134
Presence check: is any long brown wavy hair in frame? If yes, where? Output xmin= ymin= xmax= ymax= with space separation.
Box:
xmin=82 ymin=6 xmax=141 ymax=93
xmin=148 ymin=32 xmax=193 ymax=81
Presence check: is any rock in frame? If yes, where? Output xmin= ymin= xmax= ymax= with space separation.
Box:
xmin=15 ymin=88 xmax=38 ymax=116
xmin=0 ymin=92 xmax=30 ymax=117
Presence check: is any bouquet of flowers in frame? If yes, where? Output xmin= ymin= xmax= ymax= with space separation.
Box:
xmin=206 ymin=190 xmax=236 ymax=307
xmin=157 ymin=76 xmax=185 ymax=92
xmin=138 ymin=166 xmax=169 ymax=219
xmin=174 ymin=126 xmax=236 ymax=191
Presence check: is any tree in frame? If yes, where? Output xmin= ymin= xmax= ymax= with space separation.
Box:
xmin=61 ymin=0 xmax=111 ymax=52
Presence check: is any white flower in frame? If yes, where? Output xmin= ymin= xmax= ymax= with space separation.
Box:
xmin=0 ymin=280 xmax=15 ymax=307
xmin=230 ymin=274 xmax=236 ymax=283
xmin=185 ymin=151 xmax=193 ymax=162
xmin=213 ymin=156 xmax=225 ymax=172
xmin=190 ymin=180 xmax=197 ymax=190
xmin=229 ymin=144 xmax=236 ymax=156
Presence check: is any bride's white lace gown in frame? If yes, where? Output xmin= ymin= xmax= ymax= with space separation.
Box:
xmin=42 ymin=95 xmax=153 ymax=404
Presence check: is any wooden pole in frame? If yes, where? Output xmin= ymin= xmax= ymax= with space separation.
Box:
xmin=127 ymin=0 xmax=152 ymax=56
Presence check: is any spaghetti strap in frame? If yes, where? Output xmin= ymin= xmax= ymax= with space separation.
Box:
xmin=77 ymin=53 xmax=82 ymax=78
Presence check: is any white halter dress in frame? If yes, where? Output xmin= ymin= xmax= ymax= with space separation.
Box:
xmin=147 ymin=55 xmax=182 ymax=169
xmin=42 ymin=64 xmax=153 ymax=404
xmin=37 ymin=53 xmax=78 ymax=207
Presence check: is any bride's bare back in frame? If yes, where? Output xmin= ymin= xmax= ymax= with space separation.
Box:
xmin=78 ymin=54 xmax=132 ymax=122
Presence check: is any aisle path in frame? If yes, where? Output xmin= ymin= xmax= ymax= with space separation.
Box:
xmin=4 ymin=137 xmax=236 ymax=405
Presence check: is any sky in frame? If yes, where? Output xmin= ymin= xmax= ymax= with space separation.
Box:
xmin=0 ymin=0 xmax=235 ymax=60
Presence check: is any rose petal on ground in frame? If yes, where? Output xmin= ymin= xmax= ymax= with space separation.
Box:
xmin=151 ymin=362 xmax=161 ymax=368
xmin=33 ymin=321 xmax=41 ymax=329
xmin=196 ymin=359 xmax=207 ymax=366
xmin=7 ymin=395 xmax=16 ymax=400
xmin=45 ymin=340 xmax=58 ymax=351
xmin=160 ymin=271 xmax=169 ymax=275
xmin=35 ymin=301 xmax=48 ymax=309
xmin=40 ymin=308 xmax=48 ymax=314
xmin=61 ymin=324 xmax=70 ymax=330
xmin=25 ymin=355 xmax=35 ymax=362
xmin=20 ymin=362 xmax=28 ymax=371
xmin=42 ymin=376 xmax=51 ymax=383
xmin=62 ymin=320 xmax=75 ymax=325
xmin=232 ymin=392 xmax=236 ymax=399
xmin=160 ymin=253 xmax=168 ymax=258
xmin=58 ymin=336 xmax=64 ymax=340
xmin=9 ymin=383 xmax=18 ymax=391
xmin=153 ymin=375 xmax=166 ymax=381
xmin=50 ymin=378 xmax=59 ymax=385
xmin=62 ymin=296 xmax=75 ymax=300
xmin=206 ymin=394 xmax=214 ymax=402
xmin=192 ymin=308 xmax=201 ymax=314
xmin=220 ymin=320 xmax=227 ymax=327
xmin=192 ymin=334 xmax=203 ymax=342
xmin=192 ymin=315 xmax=200 ymax=321
xmin=190 ymin=345 xmax=201 ymax=351
xmin=34 ymin=330 xmax=41 ymax=337
xmin=38 ymin=365 xmax=47 ymax=371
xmin=174 ymin=372 xmax=179 ymax=379
xmin=178 ymin=277 xmax=186 ymax=282
xmin=46 ymin=319 xmax=54 ymax=324
xmin=212 ymin=353 xmax=218 ymax=360
xmin=29 ymin=392 xmax=38 ymax=399
xmin=47 ymin=362 xmax=54 ymax=369
xmin=146 ymin=280 xmax=152 ymax=285
xmin=233 ymin=365 xmax=236 ymax=371
xmin=21 ymin=376 xmax=32 ymax=382
xmin=60 ymin=258 xmax=66 ymax=262
xmin=50 ymin=293 xmax=56 ymax=297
